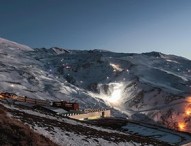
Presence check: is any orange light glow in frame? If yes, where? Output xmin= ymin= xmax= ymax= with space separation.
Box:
xmin=186 ymin=97 xmax=191 ymax=103
xmin=185 ymin=104 xmax=191 ymax=116
xmin=178 ymin=122 xmax=186 ymax=131
xmin=186 ymin=108 xmax=191 ymax=116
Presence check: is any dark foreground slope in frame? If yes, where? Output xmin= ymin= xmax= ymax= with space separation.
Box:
xmin=0 ymin=100 xmax=169 ymax=146
xmin=0 ymin=107 xmax=57 ymax=146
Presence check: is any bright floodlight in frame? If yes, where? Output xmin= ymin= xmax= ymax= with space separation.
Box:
xmin=108 ymin=83 xmax=124 ymax=105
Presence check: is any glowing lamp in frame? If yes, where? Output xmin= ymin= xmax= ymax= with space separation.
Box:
xmin=185 ymin=105 xmax=191 ymax=116
xmin=178 ymin=122 xmax=186 ymax=131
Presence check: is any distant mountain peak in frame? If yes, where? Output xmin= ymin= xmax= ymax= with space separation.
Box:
xmin=142 ymin=51 xmax=164 ymax=57
xmin=50 ymin=47 xmax=70 ymax=54
xmin=91 ymin=49 xmax=111 ymax=53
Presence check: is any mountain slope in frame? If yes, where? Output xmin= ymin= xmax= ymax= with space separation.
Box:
xmin=0 ymin=38 xmax=191 ymax=134
xmin=0 ymin=38 xmax=33 ymax=51
xmin=0 ymin=105 xmax=57 ymax=146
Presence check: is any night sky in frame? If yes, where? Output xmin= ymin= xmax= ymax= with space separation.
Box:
xmin=0 ymin=0 xmax=191 ymax=59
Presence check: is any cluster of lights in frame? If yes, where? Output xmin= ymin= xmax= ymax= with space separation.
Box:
xmin=178 ymin=97 xmax=191 ymax=131
xmin=62 ymin=63 xmax=71 ymax=69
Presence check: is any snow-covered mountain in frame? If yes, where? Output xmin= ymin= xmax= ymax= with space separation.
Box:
xmin=0 ymin=38 xmax=33 ymax=51
xmin=0 ymin=37 xmax=191 ymax=133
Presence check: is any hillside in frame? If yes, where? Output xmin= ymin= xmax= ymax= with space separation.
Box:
xmin=0 ymin=105 xmax=57 ymax=146
xmin=0 ymin=38 xmax=191 ymax=145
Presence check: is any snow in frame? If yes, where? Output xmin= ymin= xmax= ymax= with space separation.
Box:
xmin=122 ymin=122 xmax=191 ymax=145
xmin=1 ymin=101 xmax=146 ymax=146
xmin=33 ymin=125 xmax=142 ymax=146
xmin=0 ymin=37 xmax=33 ymax=51
xmin=49 ymin=107 xmax=68 ymax=114
xmin=123 ymin=123 xmax=181 ymax=144
xmin=166 ymin=59 xmax=180 ymax=64
xmin=0 ymin=37 xmax=191 ymax=135
xmin=4 ymin=100 xmax=190 ymax=146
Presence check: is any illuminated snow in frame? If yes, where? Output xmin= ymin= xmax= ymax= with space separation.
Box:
xmin=89 ymin=82 xmax=125 ymax=107
xmin=108 ymin=83 xmax=124 ymax=105
xmin=109 ymin=63 xmax=123 ymax=72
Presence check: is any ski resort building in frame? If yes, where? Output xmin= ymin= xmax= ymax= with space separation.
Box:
xmin=0 ymin=92 xmax=111 ymax=120
xmin=66 ymin=109 xmax=111 ymax=120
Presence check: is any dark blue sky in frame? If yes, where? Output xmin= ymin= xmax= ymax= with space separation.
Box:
xmin=0 ymin=0 xmax=191 ymax=59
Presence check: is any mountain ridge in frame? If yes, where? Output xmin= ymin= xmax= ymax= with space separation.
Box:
xmin=0 ymin=37 xmax=33 ymax=51
xmin=0 ymin=37 xmax=191 ymax=133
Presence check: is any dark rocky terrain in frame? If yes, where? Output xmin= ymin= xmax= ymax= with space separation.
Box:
xmin=0 ymin=105 xmax=57 ymax=146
